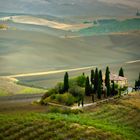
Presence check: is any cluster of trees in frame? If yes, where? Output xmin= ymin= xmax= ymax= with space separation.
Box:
xmin=135 ymin=73 xmax=140 ymax=91
xmin=63 ymin=66 xmax=123 ymax=102
xmin=85 ymin=67 xmax=125 ymax=101
xmin=63 ymin=72 xmax=84 ymax=106
xmin=41 ymin=67 xmax=125 ymax=106
xmin=41 ymin=72 xmax=85 ymax=106
xmin=85 ymin=67 xmax=111 ymax=101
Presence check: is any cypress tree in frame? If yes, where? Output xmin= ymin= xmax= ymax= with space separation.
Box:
xmin=90 ymin=69 xmax=94 ymax=85
xmin=119 ymin=67 xmax=124 ymax=77
xmin=81 ymin=96 xmax=84 ymax=107
xmin=111 ymin=81 xmax=115 ymax=96
xmin=94 ymin=68 xmax=98 ymax=92
xmin=135 ymin=80 xmax=137 ymax=90
xmin=91 ymin=93 xmax=94 ymax=102
xmin=105 ymin=66 xmax=110 ymax=97
xmin=78 ymin=99 xmax=80 ymax=106
xmin=63 ymin=72 xmax=69 ymax=92
xmin=138 ymin=73 xmax=140 ymax=87
xmin=97 ymin=75 xmax=102 ymax=99
xmin=135 ymin=73 xmax=140 ymax=90
xmin=85 ymin=76 xmax=91 ymax=96
xmin=99 ymin=70 xmax=103 ymax=86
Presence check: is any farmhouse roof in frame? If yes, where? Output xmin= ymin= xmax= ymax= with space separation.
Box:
xmin=110 ymin=73 xmax=127 ymax=81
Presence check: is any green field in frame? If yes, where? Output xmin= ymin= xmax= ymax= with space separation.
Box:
xmin=79 ymin=18 xmax=140 ymax=36
xmin=0 ymin=92 xmax=140 ymax=140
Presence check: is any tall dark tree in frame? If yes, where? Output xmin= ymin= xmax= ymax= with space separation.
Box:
xmin=99 ymin=70 xmax=103 ymax=86
xmin=81 ymin=96 xmax=84 ymax=107
xmin=94 ymin=68 xmax=98 ymax=92
xmin=105 ymin=66 xmax=110 ymax=97
xmin=119 ymin=67 xmax=124 ymax=77
xmin=85 ymin=76 xmax=91 ymax=96
xmin=111 ymin=81 xmax=115 ymax=96
xmin=97 ymin=75 xmax=102 ymax=99
xmin=63 ymin=72 xmax=69 ymax=92
xmin=135 ymin=73 xmax=140 ymax=91
xmin=90 ymin=69 xmax=94 ymax=85
xmin=105 ymin=67 xmax=109 ymax=86
xmin=91 ymin=93 xmax=94 ymax=102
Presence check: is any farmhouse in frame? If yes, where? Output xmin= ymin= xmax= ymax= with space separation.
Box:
xmin=110 ymin=73 xmax=127 ymax=87
xmin=103 ymin=73 xmax=127 ymax=88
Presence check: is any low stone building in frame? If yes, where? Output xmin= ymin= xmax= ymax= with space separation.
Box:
xmin=103 ymin=73 xmax=128 ymax=88
xmin=110 ymin=73 xmax=128 ymax=87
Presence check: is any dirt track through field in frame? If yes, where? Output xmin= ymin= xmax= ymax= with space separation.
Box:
xmin=7 ymin=66 xmax=96 ymax=79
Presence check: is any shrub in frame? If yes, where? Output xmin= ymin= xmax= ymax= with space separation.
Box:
xmin=39 ymin=99 xmax=45 ymax=105
xmin=63 ymin=93 xmax=75 ymax=106
xmin=69 ymin=78 xmax=77 ymax=87
xmin=42 ymin=93 xmax=75 ymax=106
xmin=50 ymin=94 xmax=56 ymax=100
xmin=55 ymin=93 xmax=75 ymax=106
xmin=55 ymin=82 xmax=64 ymax=94
xmin=43 ymin=96 xmax=51 ymax=105
xmin=48 ymin=88 xmax=58 ymax=95
xmin=41 ymin=92 xmax=49 ymax=100
xmin=76 ymin=75 xmax=86 ymax=87
xmin=119 ymin=86 xmax=128 ymax=92
xmin=48 ymin=106 xmax=61 ymax=113
xmin=114 ymin=83 xmax=119 ymax=89
xmin=71 ymin=109 xmax=84 ymax=114
xmin=55 ymin=94 xmax=63 ymax=103
xmin=69 ymin=75 xmax=86 ymax=88
xmin=69 ymin=86 xmax=84 ymax=97
xmin=41 ymin=88 xmax=58 ymax=103
xmin=43 ymin=88 xmax=57 ymax=98
xmin=61 ymin=108 xmax=72 ymax=114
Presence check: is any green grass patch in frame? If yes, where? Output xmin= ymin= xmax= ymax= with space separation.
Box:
xmin=0 ymin=112 xmax=124 ymax=140
xmin=0 ymin=88 xmax=9 ymax=96
xmin=18 ymin=87 xmax=47 ymax=94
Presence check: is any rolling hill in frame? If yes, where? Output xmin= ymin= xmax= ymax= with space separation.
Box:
xmin=0 ymin=92 xmax=139 ymax=140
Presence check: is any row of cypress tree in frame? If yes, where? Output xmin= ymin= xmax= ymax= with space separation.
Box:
xmin=85 ymin=67 xmax=124 ymax=100
xmin=85 ymin=67 xmax=110 ymax=99
xmin=63 ymin=67 xmax=124 ymax=100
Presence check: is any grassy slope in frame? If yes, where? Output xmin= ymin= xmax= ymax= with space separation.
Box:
xmin=0 ymin=92 xmax=140 ymax=140
xmin=0 ymin=77 xmax=47 ymax=96
xmin=0 ymin=29 xmax=139 ymax=75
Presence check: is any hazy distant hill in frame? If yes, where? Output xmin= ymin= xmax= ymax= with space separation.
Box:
xmin=0 ymin=0 xmax=140 ymax=87
xmin=0 ymin=0 xmax=140 ymax=17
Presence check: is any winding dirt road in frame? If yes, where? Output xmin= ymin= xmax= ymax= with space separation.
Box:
xmin=7 ymin=66 xmax=95 ymax=78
